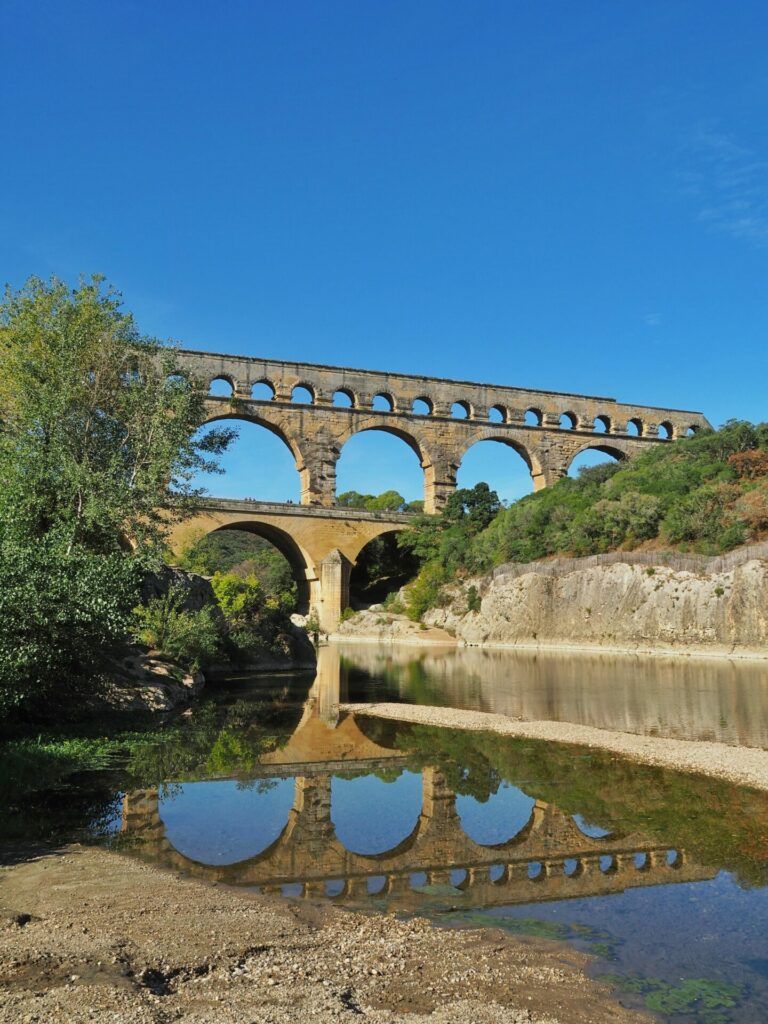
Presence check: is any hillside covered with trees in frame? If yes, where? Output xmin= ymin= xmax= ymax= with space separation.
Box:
xmin=398 ymin=422 xmax=768 ymax=618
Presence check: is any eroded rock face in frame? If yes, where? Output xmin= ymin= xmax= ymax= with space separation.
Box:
xmin=424 ymin=559 xmax=768 ymax=657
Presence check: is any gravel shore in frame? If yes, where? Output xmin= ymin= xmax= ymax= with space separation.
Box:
xmin=0 ymin=845 xmax=649 ymax=1024
xmin=342 ymin=701 xmax=768 ymax=791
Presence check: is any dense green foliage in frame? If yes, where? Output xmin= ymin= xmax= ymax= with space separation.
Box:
xmin=338 ymin=489 xmax=423 ymax=512
xmin=133 ymin=586 xmax=224 ymax=671
xmin=0 ymin=542 xmax=144 ymax=715
xmin=210 ymin=571 xmax=297 ymax=661
xmin=398 ymin=482 xmax=502 ymax=618
xmin=399 ymin=423 xmax=768 ymax=616
xmin=0 ymin=275 xmax=233 ymax=718
xmin=178 ymin=529 xmax=297 ymax=606
xmin=134 ymin=573 xmax=299 ymax=670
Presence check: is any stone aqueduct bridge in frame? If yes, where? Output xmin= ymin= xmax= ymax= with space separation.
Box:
xmin=170 ymin=349 xmax=711 ymax=628
xmin=122 ymin=659 xmax=714 ymax=911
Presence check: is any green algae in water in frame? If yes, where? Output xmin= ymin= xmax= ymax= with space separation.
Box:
xmin=450 ymin=911 xmax=621 ymax=957
xmin=599 ymin=972 xmax=745 ymax=1023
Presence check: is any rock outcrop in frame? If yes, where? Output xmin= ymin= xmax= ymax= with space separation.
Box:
xmin=104 ymin=647 xmax=205 ymax=712
xmin=423 ymin=557 xmax=768 ymax=658
xmin=331 ymin=607 xmax=456 ymax=645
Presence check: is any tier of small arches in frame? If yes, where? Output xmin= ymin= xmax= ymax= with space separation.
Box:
xmin=207 ymin=375 xmax=699 ymax=439
xmin=275 ymin=847 xmax=685 ymax=900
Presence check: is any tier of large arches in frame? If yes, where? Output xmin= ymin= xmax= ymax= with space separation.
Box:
xmin=155 ymin=772 xmax=585 ymax=868
xmin=195 ymin=412 xmax=631 ymax=509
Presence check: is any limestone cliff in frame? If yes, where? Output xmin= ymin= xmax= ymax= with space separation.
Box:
xmin=423 ymin=556 xmax=768 ymax=658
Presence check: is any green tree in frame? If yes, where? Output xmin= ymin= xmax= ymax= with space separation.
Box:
xmin=0 ymin=275 xmax=234 ymax=717
xmin=0 ymin=274 xmax=234 ymax=553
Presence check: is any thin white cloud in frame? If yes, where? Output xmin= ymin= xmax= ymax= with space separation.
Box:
xmin=643 ymin=312 xmax=661 ymax=327
xmin=682 ymin=124 xmax=768 ymax=245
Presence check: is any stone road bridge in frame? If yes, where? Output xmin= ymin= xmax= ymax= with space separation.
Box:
xmin=171 ymin=350 xmax=711 ymax=628
xmin=167 ymin=498 xmax=414 ymax=628
xmin=122 ymin=657 xmax=714 ymax=912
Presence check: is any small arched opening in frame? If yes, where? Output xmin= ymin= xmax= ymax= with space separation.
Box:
xmin=350 ymin=529 xmax=419 ymax=608
xmin=251 ymin=380 xmax=275 ymax=401
xmin=456 ymin=437 xmax=539 ymax=504
xmin=333 ymin=388 xmax=355 ymax=408
xmin=686 ymin=425 xmax=701 ymax=437
xmin=488 ymin=404 xmax=507 ymax=424
xmin=451 ymin=400 xmax=471 ymax=419
xmin=626 ymin=418 xmax=643 ymax=436
xmin=658 ymin=421 xmax=673 ymax=439
xmin=412 ymin=396 xmax=432 ymax=416
xmin=524 ymin=407 xmax=542 ymax=427
xmin=593 ymin=414 xmax=611 ymax=433
xmin=560 ymin=411 xmax=578 ymax=430
xmin=291 ymin=384 xmax=315 ymax=404
xmin=209 ymin=376 xmax=234 ymax=398
xmin=372 ymin=392 xmax=395 ymax=413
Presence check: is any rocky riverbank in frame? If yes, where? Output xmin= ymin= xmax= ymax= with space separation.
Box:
xmin=0 ymin=845 xmax=648 ymax=1024
xmin=336 ymin=550 xmax=768 ymax=659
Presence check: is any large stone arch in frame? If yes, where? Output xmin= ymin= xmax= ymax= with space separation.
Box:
xmin=336 ymin=420 xmax=435 ymax=506
xmin=202 ymin=407 xmax=317 ymax=505
xmin=455 ymin=431 xmax=547 ymax=492
xmin=215 ymin=521 xmax=313 ymax=612
xmin=565 ymin=440 xmax=633 ymax=476
xmin=185 ymin=519 xmax=316 ymax=614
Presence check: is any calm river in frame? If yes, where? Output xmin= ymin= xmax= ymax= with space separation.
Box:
xmin=9 ymin=642 xmax=768 ymax=1023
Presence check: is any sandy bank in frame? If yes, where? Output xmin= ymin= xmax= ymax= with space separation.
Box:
xmin=0 ymin=845 xmax=648 ymax=1024
xmin=342 ymin=702 xmax=768 ymax=792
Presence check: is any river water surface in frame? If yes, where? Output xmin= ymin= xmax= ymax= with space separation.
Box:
xmin=8 ymin=642 xmax=768 ymax=1023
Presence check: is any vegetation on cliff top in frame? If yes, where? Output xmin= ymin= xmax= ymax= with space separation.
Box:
xmin=398 ymin=421 xmax=768 ymax=617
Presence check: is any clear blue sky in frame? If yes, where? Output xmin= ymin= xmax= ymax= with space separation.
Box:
xmin=2 ymin=1 xmax=767 ymax=504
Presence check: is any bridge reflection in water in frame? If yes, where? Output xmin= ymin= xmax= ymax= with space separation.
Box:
xmin=121 ymin=649 xmax=715 ymax=912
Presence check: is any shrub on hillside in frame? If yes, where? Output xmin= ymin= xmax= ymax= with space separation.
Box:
xmin=133 ymin=586 xmax=223 ymax=671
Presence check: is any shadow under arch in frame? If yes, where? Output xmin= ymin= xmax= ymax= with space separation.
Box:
xmin=207 ymin=521 xmax=314 ymax=613
xmin=349 ymin=526 xmax=420 ymax=607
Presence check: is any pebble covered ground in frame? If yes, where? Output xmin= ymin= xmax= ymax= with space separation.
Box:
xmin=0 ymin=845 xmax=649 ymax=1024
xmin=342 ymin=701 xmax=768 ymax=792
